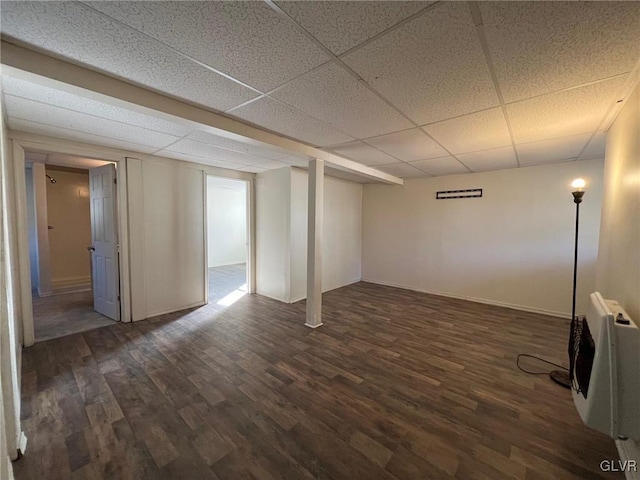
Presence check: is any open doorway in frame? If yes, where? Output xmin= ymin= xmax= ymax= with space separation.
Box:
xmin=206 ymin=176 xmax=249 ymax=307
xmin=25 ymin=152 xmax=121 ymax=341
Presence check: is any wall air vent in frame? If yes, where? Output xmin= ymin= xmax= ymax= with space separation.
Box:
xmin=436 ymin=188 xmax=482 ymax=200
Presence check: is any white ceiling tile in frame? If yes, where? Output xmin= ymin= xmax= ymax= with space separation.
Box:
xmin=1 ymin=1 xmax=257 ymax=111
xmin=2 ymin=77 xmax=194 ymax=137
xmin=86 ymin=1 xmax=330 ymax=91
xmin=517 ymin=133 xmax=592 ymax=166
xmin=8 ymin=118 xmax=157 ymax=154
xmin=507 ymin=76 xmax=627 ymax=144
xmin=238 ymin=165 xmax=269 ymax=174
xmin=481 ymin=2 xmax=640 ymax=103
xmin=410 ymin=156 xmax=469 ymax=176
xmin=231 ymin=97 xmax=354 ymax=147
xmin=326 ymin=141 xmax=397 ymax=166
xmin=422 ymin=108 xmax=511 ymax=154
xmin=186 ymin=130 xmax=288 ymax=160
xmin=343 ymin=1 xmax=499 ymax=125
xmin=272 ymin=62 xmax=412 ymax=139
xmin=6 ymin=96 xmax=180 ymax=148
xmin=156 ymin=150 xmax=242 ymax=170
xmin=276 ymin=1 xmax=430 ymax=55
xmin=280 ymin=155 xmax=311 ymax=168
xmin=252 ymin=161 xmax=288 ymax=171
xmin=364 ymin=128 xmax=447 ymax=162
xmin=164 ymin=139 xmax=266 ymax=166
xmin=579 ymin=133 xmax=607 ymax=160
xmin=376 ymin=162 xmax=428 ymax=178
xmin=455 ymin=146 xmax=517 ymax=172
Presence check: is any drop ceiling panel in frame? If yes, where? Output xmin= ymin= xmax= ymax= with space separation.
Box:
xmin=9 ymin=118 xmax=158 ymax=154
xmin=156 ymin=150 xmax=241 ymax=170
xmin=343 ymin=1 xmax=499 ymax=125
xmin=455 ymin=146 xmax=517 ymax=172
xmin=163 ymin=139 xmax=267 ymax=166
xmin=186 ymin=130 xmax=288 ymax=160
xmin=280 ymin=155 xmax=311 ymax=168
xmin=2 ymin=76 xmax=194 ymax=137
xmin=86 ymin=1 xmax=330 ymax=91
xmin=231 ymin=97 xmax=354 ymax=147
xmin=579 ymin=133 xmax=607 ymax=160
xmin=422 ymin=108 xmax=511 ymax=154
xmin=376 ymin=162 xmax=427 ymax=178
xmin=517 ymin=133 xmax=592 ymax=166
xmin=364 ymin=128 xmax=447 ymax=162
xmin=276 ymin=1 xmax=430 ymax=55
xmin=481 ymin=2 xmax=640 ymax=103
xmin=0 ymin=1 xmax=257 ymax=111
xmin=272 ymin=62 xmax=412 ymax=139
xmin=507 ymin=76 xmax=627 ymax=144
xmin=410 ymin=156 xmax=469 ymax=176
xmin=326 ymin=141 xmax=397 ymax=166
xmin=6 ymin=96 xmax=180 ymax=148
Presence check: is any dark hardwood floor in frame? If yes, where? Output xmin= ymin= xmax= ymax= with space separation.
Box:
xmin=15 ymin=281 xmax=621 ymax=479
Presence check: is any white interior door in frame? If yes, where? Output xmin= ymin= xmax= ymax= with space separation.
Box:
xmin=89 ymin=164 xmax=120 ymax=321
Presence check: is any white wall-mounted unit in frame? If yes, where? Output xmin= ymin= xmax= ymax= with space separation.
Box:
xmin=573 ymin=292 xmax=640 ymax=441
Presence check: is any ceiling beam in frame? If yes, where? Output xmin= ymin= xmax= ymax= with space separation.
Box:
xmin=0 ymin=41 xmax=403 ymax=185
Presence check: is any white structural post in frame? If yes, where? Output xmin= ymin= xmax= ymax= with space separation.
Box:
xmin=305 ymin=159 xmax=324 ymax=328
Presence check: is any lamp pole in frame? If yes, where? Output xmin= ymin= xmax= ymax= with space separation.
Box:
xmin=550 ymin=179 xmax=585 ymax=389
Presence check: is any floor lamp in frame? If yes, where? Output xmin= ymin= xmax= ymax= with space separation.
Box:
xmin=551 ymin=178 xmax=586 ymax=388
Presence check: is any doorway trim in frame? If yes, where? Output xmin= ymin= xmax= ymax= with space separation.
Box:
xmin=9 ymin=134 xmax=132 ymax=346
xmin=203 ymin=173 xmax=255 ymax=306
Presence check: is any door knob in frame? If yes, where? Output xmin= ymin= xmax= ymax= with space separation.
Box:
xmin=87 ymin=246 xmax=95 ymax=252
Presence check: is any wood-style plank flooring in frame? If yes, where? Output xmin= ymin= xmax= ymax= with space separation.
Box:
xmin=15 ymin=277 xmax=621 ymax=479
xmin=33 ymin=290 xmax=115 ymax=343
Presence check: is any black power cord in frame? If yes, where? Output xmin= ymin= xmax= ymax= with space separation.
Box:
xmin=516 ymin=354 xmax=569 ymax=375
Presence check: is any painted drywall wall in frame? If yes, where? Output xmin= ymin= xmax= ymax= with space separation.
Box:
xmin=207 ymin=177 xmax=246 ymax=268
xmin=596 ymin=82 xmax=640 ymax=475
xmin=289 ymin=168 xmax=363 ymax=302
xmin=0 ymin=96 xmax=20 ymax=474
xmin=597 ymin=84 xmax=640 ymax=323
xmin=363 ymin=159 xmax=604 ymax=317
xmin=25 ymin=166 xmax=38 ymax=290
xmin=45 ymin=168 xmax=92 ymax=290
xmin=256 ymin=167 xmax=291 ymax=302
xmin=127 ymin=158 xmax=206 ymax=320
xmin=256 ymin=166 xmax=362 ymax=303
xmin=32 ymin=163 xmax=51 ymax=296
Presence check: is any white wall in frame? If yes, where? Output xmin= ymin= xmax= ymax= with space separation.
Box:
xmin=127 ymin=158 xmax=206 ymax=320
xmin=0 ymin=95 xmax=19 ymax=476
xmin=46 ymin=168 xmax=92 ymax=290
xmin=363 ymin=159 xmax=604 ymax=317
xmin=256 ymin=166 xmax=363 ymax=303
xmin=207 ymin=177 xmax=246 ymax=268
xmin=596 ymin=82 xmax=640 ymax=473
xmin=289 ymin=168 xmax=363 ymax=302
xmin=25 ymin=166 xmax=38 ymax=290
xmin=256 ymin=167 xmax=291 ymax=302
xmin=597 ymin=84 xmax=640 ymax=323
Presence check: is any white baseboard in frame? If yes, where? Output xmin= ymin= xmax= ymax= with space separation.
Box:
xmin=144 ymin=300 xmax=206 ymax=320
xmin=616 ymin=438 xmax=640 ymax=480
xmin=288 ymin=277 xmax=362 ymax=304
xmin=51 ymin=275 xmax=91 ymax=294
xmin=361 ymin=278 xmax=570 ymax=319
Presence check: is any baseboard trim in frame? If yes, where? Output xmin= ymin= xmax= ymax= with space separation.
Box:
xmin=144 ymin=300 xmax=206 ymax=320
xmin=361 ymin=278 xmax=570 ymax=319
xmin=288 ymin=277 xmax=362 ymax=304
xmin=51 ymin=275 xmax=91 ymax=290
xmin=304 ymin=322 xmax=324 ymax=329
xmin=616 ymin=438 xmax=640 ymax=480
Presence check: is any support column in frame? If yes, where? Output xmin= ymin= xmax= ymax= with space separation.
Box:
xmin=305 ymin=159 xmax=324 ymax=328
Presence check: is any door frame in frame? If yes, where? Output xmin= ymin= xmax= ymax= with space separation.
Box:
xmin=10 ymin=135 xmax=132 ymax=346
xmin=203 ymin=173 xmax=255 ymax=305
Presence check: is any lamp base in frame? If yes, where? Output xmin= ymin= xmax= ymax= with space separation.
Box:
xmin=550 ymin=370 xmax=571 ymax=389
